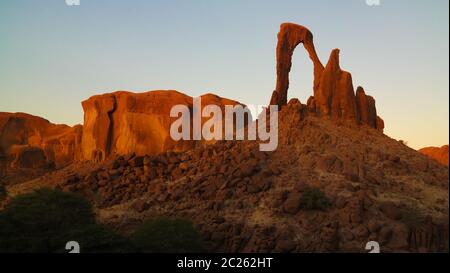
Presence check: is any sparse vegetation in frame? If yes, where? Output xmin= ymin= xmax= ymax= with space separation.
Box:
xmin=0 ymin=188 xmax=132 ymax=253
xmin=132 ymin=218 xmax=204 ymax=253
xmin=299 ymin=186 xmax=331 ymax=210
xmin=401 ymin=207 xmax=426 ymax=228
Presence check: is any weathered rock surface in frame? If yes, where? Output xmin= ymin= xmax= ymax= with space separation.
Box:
xmin=270 ymin=23 xmax=384 ymax=131
xmin=0 ymin=112 xmax=82 ymax=169
xmin=315 ymin=49 xmax=358 ymax=121
xmin=355 ymin=87 xmax=377 ymax=128
xmin=419 ymin=145 xmax=449 ymax=166
xmin=81 ymin=90 xmax=247 ymax=162
xmin=8 ymin=145 xmax=47 ymax=169
xmin=271 ymin=23 xmax=323 ymax=107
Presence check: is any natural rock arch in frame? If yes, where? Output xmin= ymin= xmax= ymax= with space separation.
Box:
xmin=270 ymin=23 xmax=324 ymax=107
xmin=270 ymin=22 xmax=384 ymax=132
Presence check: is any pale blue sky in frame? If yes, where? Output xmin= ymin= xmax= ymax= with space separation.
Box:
xmin=0 ymin=0 xmax=448 ymax=149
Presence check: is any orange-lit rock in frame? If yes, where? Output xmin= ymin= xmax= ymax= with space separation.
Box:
xmin=0 ymin=112 xmax=82 ymax=169
xmin=316 ymin=49 xmax=357 ymax=121
xmin=270 ymin=23 xmax=383 ymax=132
xmin=81 ymin=90 xmax=247 ymax=162
xmin=419 ymin=145 xmax=449 ymax=166
xmin=376 ymin=116 xmax=384 ymax=132
xmin=355 ymin=86 xmax=378 ymax=128
xmin=271 ymin=23 xmax=323 ymax=107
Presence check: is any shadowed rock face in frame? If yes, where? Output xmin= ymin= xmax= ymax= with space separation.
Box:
xmin=81 ymin=90 xmax=247 ymax=162
xmin=355 ymin=87 xmax=378 ymax=129
xmin=9 ymin=145 xmax=47 ymax=169
xmin=0 ymin=112 xmax=82 ymax=169
xmin=270 ymin=23 xmax=384 ymax=131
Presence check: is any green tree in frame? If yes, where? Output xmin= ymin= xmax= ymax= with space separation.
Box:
xmin=299 ymin=186 xmax=332 ymax=210
xmin=132 ymin=218 xmax=204 ymax=253
xmin=0 ymin=188 xmax=132 ymax=253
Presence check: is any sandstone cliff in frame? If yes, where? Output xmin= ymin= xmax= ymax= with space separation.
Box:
xmin=0 ymin=112 xmax=82 ymax=170
xmin=81 ymin=90 xmax=248 ymax=162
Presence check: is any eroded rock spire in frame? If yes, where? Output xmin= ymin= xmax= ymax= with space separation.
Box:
xmin=271 ymin=22 xmax=384 ymax=131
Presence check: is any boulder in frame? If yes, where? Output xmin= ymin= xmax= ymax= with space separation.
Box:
xmin=131 ymin=199 xmax=149 ymax=213
xmin=274 ymin=239 xmax=296 ymax=253
xmin=378 ymin=226 xmax=393 ymax=245
xmin=380 ymin=202 xmax=402 ymax=220
xmin=367 ymin=219 xmax=381 ymax=233
xmin=283 ymin=192 xmax=302 ymax=214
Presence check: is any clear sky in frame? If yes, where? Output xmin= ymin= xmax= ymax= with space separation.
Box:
xmin=0 ymin=0 xmax=448 ymax=149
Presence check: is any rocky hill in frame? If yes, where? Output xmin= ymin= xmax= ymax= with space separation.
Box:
xmin=8 ymin=100 xmax=448 ymax=252
xmin=2 ymin=23 xmax=448 ymax=253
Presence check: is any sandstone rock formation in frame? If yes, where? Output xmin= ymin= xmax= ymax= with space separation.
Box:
xmin=21 ymin=101 xmax=445 ymax=253
xmin=270 ymin=23 xmax=384 ymax=131
xmin=0 ymin=112 xmax=82 ymax=170
xmin=316 ymin=49 xmax=357 ymax=121
xmin=81 ymin=90 xmax=247 ymax=162
xmin=355 ymin=86 xmax=378 ymax=129
xmin=270 ymin=23 xmax=323 ymax=107
xmin=8 ymin=145 xmax=47 ymax=169
xmin=419 ymin=145 xmax=449 ymax=166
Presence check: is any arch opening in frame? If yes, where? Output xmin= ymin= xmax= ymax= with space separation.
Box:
xmin=287 ymin=44 xmax=315 ymax=104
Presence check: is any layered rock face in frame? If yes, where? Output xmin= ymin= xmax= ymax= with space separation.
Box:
xmin=270 ymin=23 xmax=384 ymax=131
xmin=0 ymin=112 xmax=82 ymax=169
xmin=419 ymin=145 xmax=449 ymax=166
xmin=81 ymin=90 xmax=247 ymax=162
